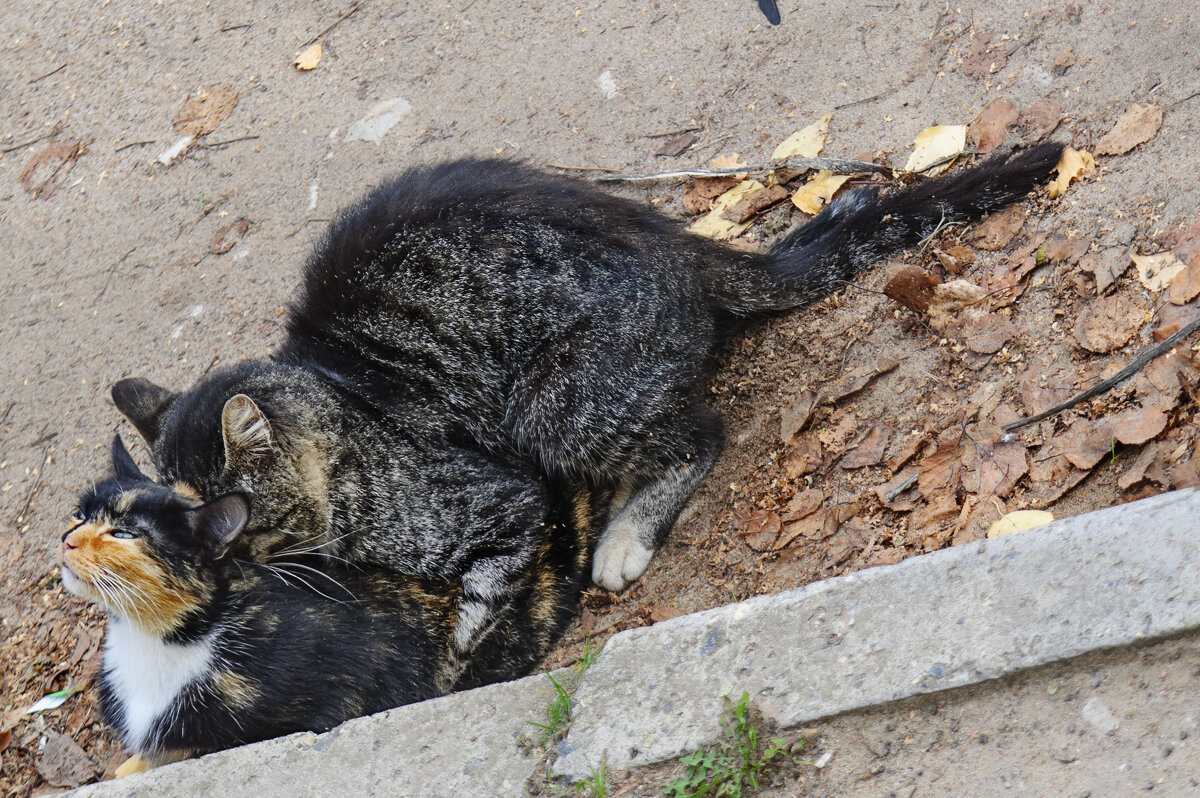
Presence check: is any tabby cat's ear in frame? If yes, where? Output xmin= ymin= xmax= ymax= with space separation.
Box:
xmin=112 ymin=378 xmax=178 ymax=445
xmin=186 ymin=493 xmax=251 ymax=559
xmin=221 ymin=394 xmax=276 ymax=479
xmin=111 ymin=435 xmax=147 ymax=482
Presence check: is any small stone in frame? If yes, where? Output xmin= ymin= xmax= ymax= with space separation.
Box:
xmin=1161 ymin=744 xmax=1173 ymax=757
xmin=978 ymin=733 xmax=989 ymax=744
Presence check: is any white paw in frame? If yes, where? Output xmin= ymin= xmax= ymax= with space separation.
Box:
xmin=591 ymin=521 xmax=654 ymax=591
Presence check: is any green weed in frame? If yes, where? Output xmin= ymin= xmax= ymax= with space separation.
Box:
xmin=528 ymin=638 xmax=599 ymax=744
xmin=664 ymin=692 xmax=805 ymax=798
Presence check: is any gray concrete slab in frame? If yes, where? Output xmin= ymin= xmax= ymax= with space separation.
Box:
xmin=554 ymin=488 xmax=1200 ymax=780
xmin=64 ymin=668 xmax=564 ymax=798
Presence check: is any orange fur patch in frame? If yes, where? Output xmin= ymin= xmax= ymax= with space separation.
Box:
xmin=63 ymin=522 xmax=203 ymax=635
xmin=171 ymin=481 xmax=201 ymax=501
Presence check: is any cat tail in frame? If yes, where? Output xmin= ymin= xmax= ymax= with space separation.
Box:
xmin=709 ymin=142 xmax=1064 ymax=315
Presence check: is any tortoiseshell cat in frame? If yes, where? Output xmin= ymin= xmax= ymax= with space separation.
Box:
xmin=60 ymin=437 xmax=598 ymax=763
xmin=111 ymin=145 xmax=1063 ymax=645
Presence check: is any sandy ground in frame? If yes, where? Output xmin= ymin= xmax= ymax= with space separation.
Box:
xmin=2 ymin=0 xmax=1199 ymax=794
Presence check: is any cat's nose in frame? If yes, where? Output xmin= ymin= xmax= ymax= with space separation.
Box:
xmin=61 ymin=532 xmax=78 ymax=550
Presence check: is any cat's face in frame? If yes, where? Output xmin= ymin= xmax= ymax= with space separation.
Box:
xmin=60 ymin=437 xmax=251 ymax=635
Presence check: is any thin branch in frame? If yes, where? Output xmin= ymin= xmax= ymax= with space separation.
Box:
xmin=197 ymin=135 xmax=260 ymax=149
xmin=28 ymin=64 xmax=66 ymax=84
xmin=0 ymin=122 xmax=64 ymax=154
xmin=301 ymin=2 xmax=362 ymax=48
xmin=835 ymin=86 xmax=899 ymax=111
xmin=548 ymin=156 xmax=889 ymax=183
xmin=1002 ymin=314 xmax=1200 ymax=431
xmin=113 ymin=140 xmax=156 ymax=153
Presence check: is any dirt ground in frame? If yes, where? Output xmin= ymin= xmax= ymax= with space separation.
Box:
xmin=2 ymin=1 xmax=1198 ymax=795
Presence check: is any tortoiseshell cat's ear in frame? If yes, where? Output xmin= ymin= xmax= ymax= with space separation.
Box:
xmin=111 ymin=435 xmax=148 ymax=482
xmin=221 ymin=394 xmax=276 ymax=479
xmin=186 ymin=493 xmax=251 ymax=559
xmin=112 ymin=378 xmax=178 ymax=444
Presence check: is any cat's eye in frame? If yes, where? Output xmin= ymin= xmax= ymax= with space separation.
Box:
xmin=69 ymin=510 xmax=85 ymax=523
xmin=109 ymin=529 xmax=139 ymax=540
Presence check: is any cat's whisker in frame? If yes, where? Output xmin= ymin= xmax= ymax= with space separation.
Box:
xmin=261 ymin=563 xmax=354 ymax=605
xmin=272 ymin=530 xmax=356 ymax=558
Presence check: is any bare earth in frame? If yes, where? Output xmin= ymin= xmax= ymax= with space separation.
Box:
xmin=2 ymin=1 xmax=1199 ymax=795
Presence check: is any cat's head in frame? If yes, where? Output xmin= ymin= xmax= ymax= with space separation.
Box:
xmin=111 ymin=367 xmax=333 ymax=560
xmin=59 ymin=436 xmax=251 ymax=635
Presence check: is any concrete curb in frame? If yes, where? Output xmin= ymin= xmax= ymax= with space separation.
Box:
xmin=553 ymin=488 xmax=1200 ymax=780
xmin=64 ymin=489 xmax=1200 ymax=796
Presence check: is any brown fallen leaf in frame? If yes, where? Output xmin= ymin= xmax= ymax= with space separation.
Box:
xmin=1117 ymin=442 xmax=1165 ymax=491
xmin=927 ymin=279 xmax=988 ymax=319
xmin=1017 ymin=100 xmax=1063 ymax=142
xmin=1093 ymin=103 xmax=1163 ymax=156
xmin=1078 ymin=250 xmax=1126 ymax=294
xmin=959 ymin=312 xmax=1018 ymax=354
xmin=777 ymin=509 xmax=834 ymax=548
xmin=780 ymin=390 xmax=818 ymax=442
xmin=884 ymin=265 xmax=939 ymax=313
xmin=1048 ymin=147 xmax=1096 ymax=198
xmin=840 ymin=424 xmax=891 ymax=469
xmin=1045 ymin=238 xmax=1089 ymax=264
xmin=1174 ymin=216 xmax=1200 ymax=266
xmin=738 ymin=510 xmax=781 ymax=552
xmin=1072 ymin=292 xmax=1148 ymax=353
xmin=1168 ymin=260 xmax=1200 ymax=305
xmin=886 ymin=433 xmax=927 ymax=471
xmin=648 ymin=605 xmax=686 ymax=623
xmin=688 ymin=180 xmax=762 ymax=240
xmin=875 ymin=465 xmax=920 ymax=511
xmin=722 ymin=184 xmax=790 ymax=224
xmin=969 ymin=205 xmax=1025 ymax=250
xmin=174 ymin=84 xmax=239 ymax=137
xmin=293 ymin=42 xmax=322 ymax=70
xmin=971 ymin=432 xmax=1029 ymax=498
xmin=972 ymin=98 xmax=1018 ymax=154
xmin=935 ymin=245 xmax=975 ymax=275
xmin=1060 ymin=418 xmax=1114 ymax=470
xmin=656 ymin=132 xmax=698 ymax=157
xmin=823 ymin=359 xmax=899 ymax=404
xmin=782 ymin=489 xmax=823 ymax=521
xmin=1132 ymin=251 xmax=1187 ymax=292
xmin=1018 ymin=366 xmax=1075 ymax=417
xmin=918 ymin=435 xmax=964 ymax=499
xmin=961 ymin=33 xmax=1007 ymax=79
xmin=987 ymin=510 xmax=1054 ymax=538
xmin=709 ymin=153 xmax=747 ymax=170
xmin=1109 ymin=405 xmax=1169 ymax=446
xmin=784 ymin=432 xmax=823 ymax=478
xmin=682 ymin=175 xmax=741 ymax=214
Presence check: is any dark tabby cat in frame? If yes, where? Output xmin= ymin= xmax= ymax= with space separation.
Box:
xmin=111 ymin=145 xmax=1063 ymax=646
xmin=59 ymin=437 xmax=598 ymax=763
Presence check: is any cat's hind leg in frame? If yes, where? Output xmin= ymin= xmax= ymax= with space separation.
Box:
xmin=591 ymin=408 xmax=722 ymax=591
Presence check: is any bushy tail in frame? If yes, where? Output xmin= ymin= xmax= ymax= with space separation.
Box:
xmin=711 ymin=143 xmax=1064 ymax=315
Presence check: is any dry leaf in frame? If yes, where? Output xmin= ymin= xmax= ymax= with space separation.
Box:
xmin=709 ymin=153 xmax=747 ymax=169
xmin=986 ymin=510 xmax=1054 ymax=538
xmin=780 ymin=390 xmax=818 ymax=442
xmin=840 ymin=424 xmax=891 ymax=469
xmin=782 ymin=489 xmax=823 ymax=521
xmin=824 ymin=359 xmax=899 ymax=404
xmin=969 ymin=205 xmax=1025 ymax=250
xmin=1017 ymin=100 xmax=1063 ymax=142
xmin=791 ymin=170 xmax=852 ymax=215
xmin=918 ymin=436 xmax=963 ymax=499
xmin=683 ymin=176 xmax=741 ymax=214
xmin=738 ymin=510 xmax=781 ymax=552
xmin=722 ymin=184 xmax=789 ymax=224
xmin=209 ymin=218 xmax=253 ymax=255
xmin=656 ymin=132 xmax=698 ymax=157
xmin=972 ymin=98 xmax=1018 ymax=153
xmin=904 ymin=125 xmax=967 ymax=175
xmin=36 ymin=731 xmax=97 ymax=788
xmin=784 ymin=433 xmax=823 ymax=478
xmin=1093 ymin=103 xmax=1163 ymax=156
xmin=884 ymin=266 xmax=939 ymax=313
xmin=772 ymin=113 xmax=832 ymax=160
xmin=293 ymin=42 xmax=322 ymax=70
xmin=1117 ymin=442 xmax=1165 ymax=491
xmin=19 ymin=140 xmax=86 ymax=199
xmin=1052 ymin=47 xmax=1077 ymax=76
xmin=1078 ymin=251 xmax=1126 ymax=294
xmin=649 ymin=605 xmax=686 ymax=623
xmin=688 ymin=180 xmax=762 ymax=240
xmin=875 ymin=465 xmax=920 ymax=511
xmin=1072 ymin=292 xmax=1148 ymax=353
xmin=959 ymin=312 xmax=1018 ymax=354
xmin=1061 ymin=418 xmax=1115 ymax=470
xmin=972 ymin=433 xmax=1028 ymax=497
xmin=1132 ymin=251 xmax=1187 ymax=292
xmin=114 ymin=755 xmax=153 ymax=778
xmin=1048 ymin=147 xmax=1096 ymax=198
xmin=1045 ymin=238 xmax=1089 ymax=264
xmin=935 ymin=245 xmax=975 ymax=275
xmin=1110 ymin=405 xmax=1169 ymax=446
xmin=1168 ymin=260 xmax=1200 ymax=305
xmin=1174 ymin=216 xmax=1200 ymax=266
xmin=174 ymin=84 xmax=239 ymax=137
xmin=886 ymin=433 xmax=927 ymax=471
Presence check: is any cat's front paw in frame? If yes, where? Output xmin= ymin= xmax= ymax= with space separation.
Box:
xmin=591 ymin=520 xmax=654 ymax=591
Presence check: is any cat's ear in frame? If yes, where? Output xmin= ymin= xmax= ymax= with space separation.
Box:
xmin=187 ymin=493 xmax=251 ymax=559
xmin=111 ymin=435 xmax=147 ymax=482
xmin=221 ymin=394 xmax=276 ymax=478
xmin=112 ymin=378 xmax=178 ymax=445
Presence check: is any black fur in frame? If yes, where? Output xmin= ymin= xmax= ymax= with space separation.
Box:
xmin=112 ymin=144 xmax=1064 ymax=616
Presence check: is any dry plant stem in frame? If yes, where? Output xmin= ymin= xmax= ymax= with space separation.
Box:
xmin=547 ymin=156 xmax=889 ymax=182
xmin=1002 ymin=314 xmax=1200 ymax=431
xmin=301 ymin=1 xmax=362 ymax=47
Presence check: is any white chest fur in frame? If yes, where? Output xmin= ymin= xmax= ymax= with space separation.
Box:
xmin=103 ymin=616 xmax=215 ymax=751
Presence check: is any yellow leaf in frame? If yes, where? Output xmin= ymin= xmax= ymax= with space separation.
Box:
xmin=115 ymin=755 xmax=154 ymax=778
xmin=1131 ymin=251 xmax=1187 ymax=292
xmin=293 ymin=42 xmax=322 ymax=71
xmin=688 ymin=180 xmax=763 ymax=240
xmin=986 ymin=510 xmax=1054 ymax=539
xmin=709 ymin=153 xmax=746 ymax=169
xmin=904 ymin=125 xmax=967 ymax=175
xmin=1048 ymin=147 xmax=1095 ymax=198
xmin=772 ymin=113 xmax=833 ymax=160
xmin=790 ymin=170 xmax=851 ymax=215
